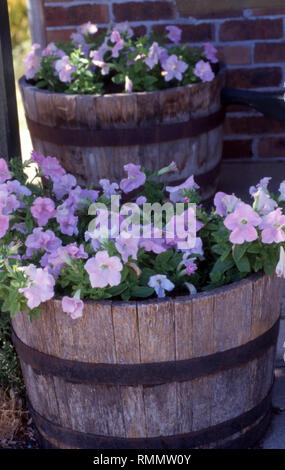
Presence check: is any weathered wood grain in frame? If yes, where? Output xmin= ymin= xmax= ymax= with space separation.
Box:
xmin=137 ymin=299 xmax=175 ymax=363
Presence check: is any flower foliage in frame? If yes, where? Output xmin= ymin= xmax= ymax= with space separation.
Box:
xmin=23 ymin=22 xmax=218 ymax=94
xmin=0 ymin=154 xmax=285 ymax=321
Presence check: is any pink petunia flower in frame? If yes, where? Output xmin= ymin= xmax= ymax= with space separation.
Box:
xmin=145 ymin=42 xmax=166 ymax=69
xmin=204 ymin=43 xmax=218 ymax=63
xmin=31 ymin=197 xmax=56 ymax=227
xmin=194 ymin=60 xmax=215 ymax=83
xmin=24 ymin=44 xmax=41 ymax=80
xmin=162 ymin=54 xmax=188 ymax=82
xmin=112 ymin=38 xmax=124 ymax=58
xmin=0 ymin=188 xmax=20 ymax=214
xmin=42 ymin=42 xmax=65 ymax=58
xmin=19 ymin=265 xmax=55 ymax=309
xmin=25 ymin=228 xmax=62 ymax=257
xmin=125 ymin=76 xmax=133 ymax=93
xmin=52 ymin=173 xmax=77 ymax=200
xmin=31 ymin=150 xmax=45 ymax=165
xmin=54 ymin=55 xmax=76 ymax=83
xmin=78 ymin=22 xmax=98 ymax=35
xmin=0 ymin=159 xmax=11 ymax=184
xmin=56 ymin=204 xmax=78 ymax=236
xmin=166 ymin=175 xmax=199 ymax=203
xmin=224 ymin=202 xmax=262 ymax=244
xmin=166 ymin=25 xmax=182 ymax=45
xmin=115 ymin=22 xmax=134 ymax=39
xmin=99 ymin=179 xmax=119 ymax=198
xmin=115 ymin=234 xmax=139 ymax=262
xmin=62 ymin=291 xmax=84 ymax=320
xmin=0 ymin=211 xmax=9 ymax=238
xmin=214 ymin=192 xmax=240 ymax=217
xmin=85 ymin=250 xmax=123 ymax=288
xmin=259 ymin=208 xmax=285 ymax=244
xmin=40 ymin=156 xmax=66 ymax=179
xmin=120 ymin=164 xmax=146 ymax=193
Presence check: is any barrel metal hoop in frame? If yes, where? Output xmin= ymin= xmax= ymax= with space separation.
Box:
xmin=11 ymin=319 xmax=280 ymax=387
xmin=28 ymin=385 xmax=273 ymax=449
xmin=26 ymin=108 xmax=225 ymax=147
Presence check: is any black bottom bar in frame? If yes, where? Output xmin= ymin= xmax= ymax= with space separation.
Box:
xmin=28 ymin=385 xmax=273 ymax=450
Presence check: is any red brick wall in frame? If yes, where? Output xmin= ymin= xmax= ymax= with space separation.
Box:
xmin=34 ymin=1 xmax=285 ymax=161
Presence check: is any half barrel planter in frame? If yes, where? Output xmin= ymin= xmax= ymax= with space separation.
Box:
xmin=19 ymin=67 xmax=226 ymax=200
xmin=12 ymin=273 xmax=282 ymax=449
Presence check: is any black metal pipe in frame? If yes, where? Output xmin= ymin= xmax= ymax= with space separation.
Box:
xmin=221 ymin=88 xmax=285 ymax=121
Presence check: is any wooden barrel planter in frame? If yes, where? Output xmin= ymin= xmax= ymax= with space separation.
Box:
xmin=11 ymin=273 xmax=283 ymax=449
xmin=19 ymin=67 xmax=226 ymax=200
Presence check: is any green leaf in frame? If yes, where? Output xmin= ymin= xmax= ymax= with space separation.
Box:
xmin=233 ymin=244 xmax=248 ymax=263
xmin=131 ymin=286 xmax=155 ymax=298
xmin=235 ymin=255 xmax=251 ymax=273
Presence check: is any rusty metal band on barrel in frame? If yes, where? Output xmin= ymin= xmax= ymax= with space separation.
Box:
xmin=27 ymin=385 xmax=273 ymax=449
xmin=11 ymin=318 xmax=279 ymax=387
xmin=26 ymin=108 xmax=225 ymax=147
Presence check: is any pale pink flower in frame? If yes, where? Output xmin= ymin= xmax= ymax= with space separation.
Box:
xmin=31 ymin=197 xmax=56 ymax=227
xmin=279 ymin=181 xmax=285 ymax=202
xmin=62 ymin=292 xmax=84 ymax=320
xmin=90 ymin=49 xmax=110 ymax=75
xmin=0 ymin=212 xmax=9 ymax=238
xmin=166 ymin=176 xmax=199 ymax=203
xmin=0 ymin=159 xmax=11 ymax=184
xmin=259 ymin=208 xmax=285 ymax=244
xmin=125 ymin=76 xmax=133 ymax=93
xmin=70 ymin=32 xmax=90 ymax=55
xmin=41 ymin=156 xmax=66 ymax=179
xmin=52 ymin=173 xmax=77 ymax=200
xmin=41 ymin=246 xmax=72 ymax=276
xmin=148 ymin=274 xmax=174 ymax=298
xmin=110 ymin=30 xmax=121 ymax=43
xmin=56 ymin=203 xmax=78 ymax=236
xmin=186 ymin=259 xmax=198 ymax=276
xmin=42 ymin=42 xmax=65 ymax=58
xmin=140 ymin=225 xmax=167 ymax=254
xmin=24 ymin=44 xmax=41 ymax=79
xmin=204 ymin=43 xmax=218 ymax=63
xmin=136 ymin=196 xmax=147 ymax=205
xmin=224 ymin=202 xmax=261 ymax=244
xmin=84 ymin=250 xmax=123 ymax=288
xmin=78 ymin=22 xmax=98 ymax=35
xmin=157 ymin=161 xmax=178 ymax=176
xmin=276 ymin=247 xmax=285 ymax=278
xmin=99 ymin=179 xmax=119 ymax=199
xmin=112 ymin=39 xmax=124 ymax=58
xmin=6 ymin=180 xmax=32 ymax=198
xmin=115 ymin=22 xmax=134 ymax=39
xmin=54 ymin=55 xmax=76 ymax=83
xmin=31 ymin=150 xmax=45 ymax=165
xmin=120 ymin=164 xmax=146 ymax=193
xmin=0 ymin=188 xmax=20 ymax=214
xmin=166 ymin=25 xmax=182 ymax=45
xmin=214 ymin=192 xmax=240 ymax=217
xmin=145 ymin=42 xmax=165 ymax=69
xmin=194 ymin=60 xmax=215 ymax=83
xmin=25 ymin=228 xmax=62 ymax=257
xmin=115 ymin=234 xmax=139 ymax=262
xmin=19 ymin=265 xmax=55 ymax=309
xmin=162 ymin=54 xmax=188 ymax=82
